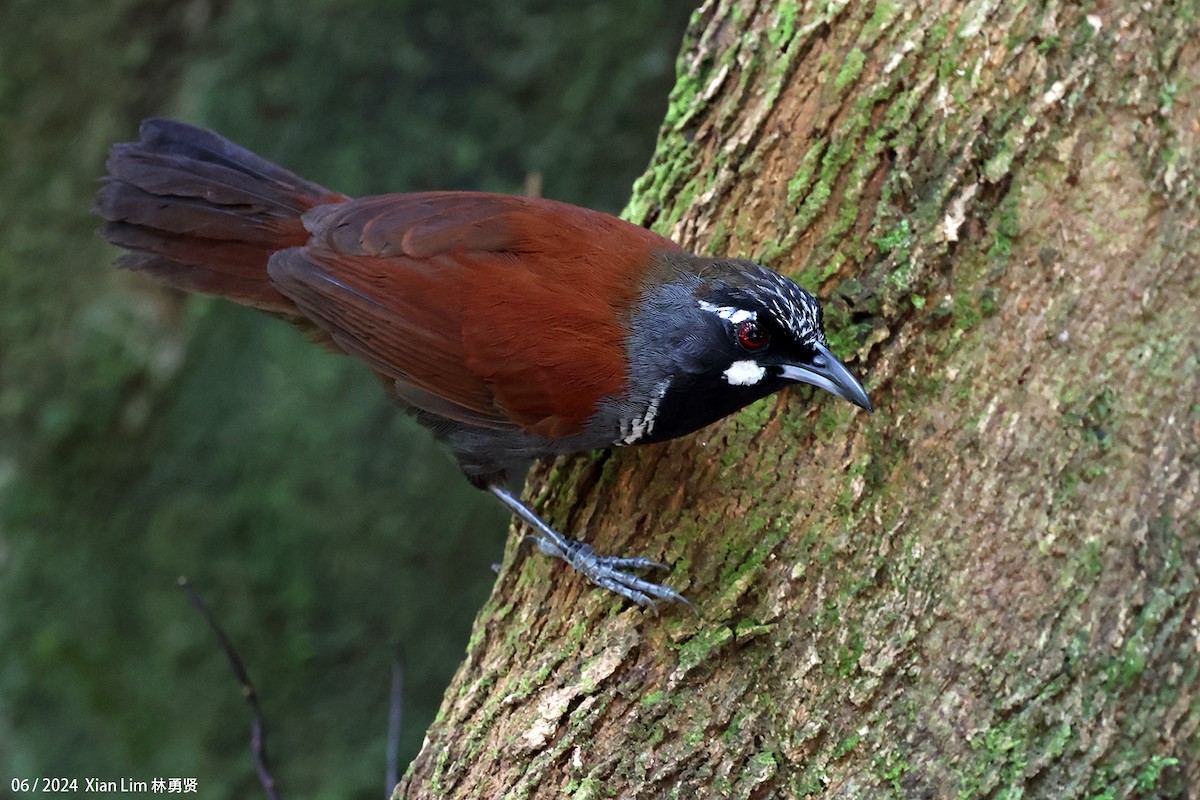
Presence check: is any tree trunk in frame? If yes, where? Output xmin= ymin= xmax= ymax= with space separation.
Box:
xmin=396 ymin=1 xmax=1199 ymax=797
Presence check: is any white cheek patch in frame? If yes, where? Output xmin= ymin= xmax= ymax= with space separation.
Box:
xmin=724 ymin=360 xmax=767 ymax=386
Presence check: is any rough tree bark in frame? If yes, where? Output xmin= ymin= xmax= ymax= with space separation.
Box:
xmin=397 ymin=1 xmax=1198 ymax=797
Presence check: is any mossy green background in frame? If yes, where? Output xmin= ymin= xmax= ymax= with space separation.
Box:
xmin=0 ymin=1 xmax=695 ymax=797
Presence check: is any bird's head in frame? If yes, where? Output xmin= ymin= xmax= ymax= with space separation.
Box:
xmin=620 ymin=256 xmax=872 ymax=445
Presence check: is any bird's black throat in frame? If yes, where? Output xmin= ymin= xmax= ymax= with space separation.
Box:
xmin=637 ymin=374 xmax=786 ymax=445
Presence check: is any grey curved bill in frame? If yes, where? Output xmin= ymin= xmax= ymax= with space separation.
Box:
xmin=779 ymin=343 xmax=873 ymax=413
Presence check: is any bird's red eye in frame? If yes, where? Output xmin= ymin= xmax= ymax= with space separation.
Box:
xmin=737 ymin=320 xmax=768 ymax=350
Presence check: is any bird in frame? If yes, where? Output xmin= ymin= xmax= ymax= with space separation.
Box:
xmin=94 ymin=119 xmax=873 ymax=611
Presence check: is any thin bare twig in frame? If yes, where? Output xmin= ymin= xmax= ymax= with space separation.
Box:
xmin=385 ymin=643 xmax=405 ymax=797
xmin=178 ymin=576 xmax=281 ymax=800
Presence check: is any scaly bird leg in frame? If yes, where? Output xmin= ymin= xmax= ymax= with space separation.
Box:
xmin=487 ymin=483 xmax=692 ymax=614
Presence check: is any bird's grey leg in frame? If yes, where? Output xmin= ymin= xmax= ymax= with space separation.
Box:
xmin=487 ymin=483 xmax=692 ymax=613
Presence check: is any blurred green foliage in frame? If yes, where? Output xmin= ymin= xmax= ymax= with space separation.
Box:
xmin=0 ymin=0 xmax=694 ymax=796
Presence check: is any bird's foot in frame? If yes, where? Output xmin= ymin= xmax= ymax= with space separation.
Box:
xmin=488 ymin=482 xmax=692 ymax=613
xmin=524 ymin=534 xmax=693 ymax=614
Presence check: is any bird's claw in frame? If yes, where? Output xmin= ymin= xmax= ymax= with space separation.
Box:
xmin=523 ymin=533 xmax=693 ymax=614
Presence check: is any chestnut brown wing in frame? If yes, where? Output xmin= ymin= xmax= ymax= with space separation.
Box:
xmin=268 ymin=192 xmax=683 ymax=438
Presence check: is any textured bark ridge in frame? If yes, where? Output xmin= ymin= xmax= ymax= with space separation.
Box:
xmin=398 ymin=1 xmax=1198 ymax=797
